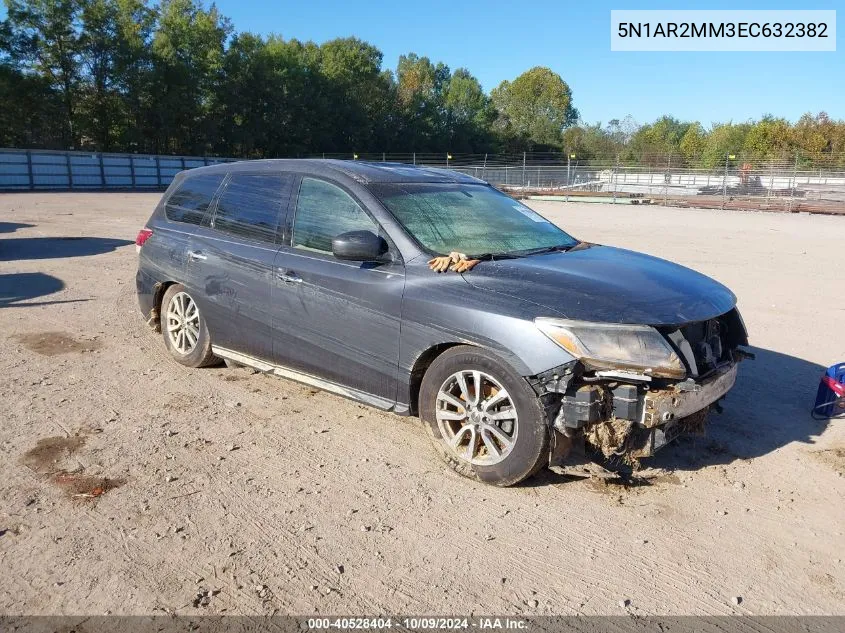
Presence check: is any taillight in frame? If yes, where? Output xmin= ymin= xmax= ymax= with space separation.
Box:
xmin=136 ymin=228 xmax=153 ymax=250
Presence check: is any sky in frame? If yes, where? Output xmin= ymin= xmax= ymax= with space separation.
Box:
xmin=211 ymin=0 xmax=843 ymax=128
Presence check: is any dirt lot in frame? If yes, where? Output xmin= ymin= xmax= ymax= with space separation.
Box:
xmin=0 ymin=193 xmax=843 ymax=616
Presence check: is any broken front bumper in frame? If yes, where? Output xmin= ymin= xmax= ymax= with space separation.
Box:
xmin=641 ymin=363 xmax=738 ymax=428
xmin=548 ymin=361 xmax=740 ymax=462
xmin=632 ymin=364 xmax=738 ymax=457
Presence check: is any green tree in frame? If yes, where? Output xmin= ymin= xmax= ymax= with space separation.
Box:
xmin=792 ymin=112 xmax=845 ymax=167
xmin=0 ymin=62 xmax=65 ymax=147
xmin=561 ymin=116 xmax=639 ymax=163
xmin=700 ymin=122 xmax=751 ymax=169
xmin=318 ymin=37 xmax=393 ymax=151
xmin=216 ymin=32 xmax=272 ymax=156
xmin=395 ymin=52 xmax=450 ymax=151
xmin=794 ymin=112 xmax=829 ymax=158
xmin=150 ymin=0 xmax=230 ymax=154
xmin=218 ymin=34 xmax=329 ymax=156
xmin=563 ymin=122 xmax=617 ymax=162
xmin=442 ymin=68 xmax=493 ymax=151
xmin=606 ymin=116 xmax=638 ymax=148
xmin=627 ymin=116 xmax=691 ymax=165
xmin=743 ymin=116 xmax=794 ymax=161
xmin=679 ymin=123 xmax=706 ymax=165
xmin=76 ymin=0 xmax=155 ymax=150
xmin=490 ymin=67 xmax=577 ymax=151
xmin=3 ymin=0 xmax=84 ymax=146
xmin=109 ymin=0 xmax=156 ymax=151
xmin=6 ymin=2 xmax=845 ymax=165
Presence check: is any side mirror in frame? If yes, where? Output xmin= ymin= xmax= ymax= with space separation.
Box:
xmin=331 ymin=230 xmax=389 ymax=262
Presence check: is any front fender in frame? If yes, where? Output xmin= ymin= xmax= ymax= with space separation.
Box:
xmin=397 ymin=264 xmax=575 ymax=407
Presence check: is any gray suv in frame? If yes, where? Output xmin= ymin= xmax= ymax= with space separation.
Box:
xmin=136 ymin=159 xmax=749 ymax=486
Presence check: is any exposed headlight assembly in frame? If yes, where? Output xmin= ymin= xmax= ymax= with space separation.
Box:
xmin=535 ymin=317 xmax=686 ymax=379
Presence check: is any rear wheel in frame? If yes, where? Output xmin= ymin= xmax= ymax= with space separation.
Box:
xmin=419 ymin=345 xmax=549 ymax=486
xmin=161 ymin=284 xmax=217 ymax=368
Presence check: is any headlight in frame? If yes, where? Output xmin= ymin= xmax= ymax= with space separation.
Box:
xmin=535 ymin=317 xmax=686 ymax=379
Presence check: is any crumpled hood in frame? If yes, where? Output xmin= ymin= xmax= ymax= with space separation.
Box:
xmin=464 ymin=245 xmax=736 ymax=325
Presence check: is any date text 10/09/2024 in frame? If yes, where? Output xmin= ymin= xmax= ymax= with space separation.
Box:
xmin=306 ymin=618 xmax=528 ymax=630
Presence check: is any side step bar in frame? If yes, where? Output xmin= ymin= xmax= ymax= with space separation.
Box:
xmin=211 ymin=345 xmax=398 ymax=412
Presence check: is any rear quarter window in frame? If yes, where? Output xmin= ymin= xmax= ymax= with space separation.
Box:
xmin=213 ymin=173 xmax=293 ymax=243
xmin=164 ymin=173 xmax=225 ymax=225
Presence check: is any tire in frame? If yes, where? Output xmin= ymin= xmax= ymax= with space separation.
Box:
xmin=160 ymin=284 xmax=217 ymax=368
xmin=419 ymin=345 xmax=549 ymax=486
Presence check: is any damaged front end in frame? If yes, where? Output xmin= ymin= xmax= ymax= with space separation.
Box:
xmin=530 ymin=308 xmax=752 ymax=466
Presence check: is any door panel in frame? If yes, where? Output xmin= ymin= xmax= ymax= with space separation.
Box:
xmin=186 ymin=229 xmax=278 ymax=361
xmin=271 ymin=248 xmax=404 ymax=399
xmin=156 ymin=172 xmax=228 ymax=299
xmin=271 ymin=176 xmax=404 ymax=402
xmin=184 ymin=171 xmax=294 ymax=361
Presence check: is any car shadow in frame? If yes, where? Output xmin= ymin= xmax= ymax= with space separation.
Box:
xmin=0 ymin=272 xmax=89 ymax=308
xmin=650 ymin=346 xmax=831 ymax=471
xmin=524 ymin=345 xmax=832 ymax=486
xmin=0 ymin=236 xmax=133 ymax=261
xmin=0 ymin=222 xmax=35 ymax=234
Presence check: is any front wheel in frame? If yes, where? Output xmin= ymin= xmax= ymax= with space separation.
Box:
xmin=161 ymin=284 xmax=217 ymax=368
xmin=419 ymin=345 xmax=549 ymax=486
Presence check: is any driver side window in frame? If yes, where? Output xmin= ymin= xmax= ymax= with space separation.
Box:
xmin=292 ymin=178 xmax=379 ymax=253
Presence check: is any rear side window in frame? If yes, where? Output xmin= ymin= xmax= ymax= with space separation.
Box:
xmin=292 ymin=178 xmax=379 ymax=253
xmin=164 ymin=174 xmax=224 ymax=225
xmin=213 ymin=173 xmax=292 ymax=243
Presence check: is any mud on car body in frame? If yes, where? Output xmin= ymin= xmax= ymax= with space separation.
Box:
xmin=136 ymin=159 xmax=751 ymax=487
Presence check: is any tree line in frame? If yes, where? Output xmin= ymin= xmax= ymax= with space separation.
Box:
xmin=0 ymin=0 xmax=575 ymax=155
xmin=566 ymin=113 xmax=845 ymax=169
xmin=2 ymin=0 xmax=844 ymax=169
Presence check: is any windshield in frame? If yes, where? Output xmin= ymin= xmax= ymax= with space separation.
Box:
xmin=370 ymin=183 xmax=577 ymax=256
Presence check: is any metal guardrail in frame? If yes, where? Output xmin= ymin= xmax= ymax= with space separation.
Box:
xmin=0 ymin=149 xmax=237 ymax=191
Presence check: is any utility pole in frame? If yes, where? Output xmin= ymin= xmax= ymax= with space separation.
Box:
xmin=522 ymin=152 xmax=526 ymax=188
xmin=613 ymin=154 xmax=620 ymax=205
xmin=664 ymin=152 xmax=672 ymax=206
xmin=721 ymin=152 xmax=732 ymax=210
xmin=787 ymin=153 xmax=798 ymax=212
xmin=566 ymin=153 xmax=571 ymax=189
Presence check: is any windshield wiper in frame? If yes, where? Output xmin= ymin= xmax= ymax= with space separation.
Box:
xmin=460 ymin=244 xmax=575 ymax=262
xmin=472 ymin=252 xmax=523 ymax=261
xmin=508 ymin=244 xmax=575 ymax=257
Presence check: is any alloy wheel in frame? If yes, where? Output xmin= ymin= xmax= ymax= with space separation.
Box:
xmin=165 ymin=291 xmax=200 ymax=355
xmin=435 ymin=370 xmax=518 ymax=466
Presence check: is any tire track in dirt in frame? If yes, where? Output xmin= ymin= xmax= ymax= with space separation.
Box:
xmin=110 ymin=286 xmax=832 ymax=613
xmin=3 ymin=194 xmax=844 ymax=615
xmin=103 ymin=285 xmax=418 ymax=612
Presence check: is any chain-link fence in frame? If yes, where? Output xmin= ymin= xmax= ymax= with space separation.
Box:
xmin=2 ymin=148 xmax=843 ymax=215
xmin=313 ymin=152 xmax=845 ymax=215
xmin=462 ymin=162 xmax=845 ymax=214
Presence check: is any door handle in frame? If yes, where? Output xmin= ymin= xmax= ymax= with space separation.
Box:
xmin=276 ymin=270 xmax=302 ymax=284
xmin=187 ymin=250 xmax=207 ymax=261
